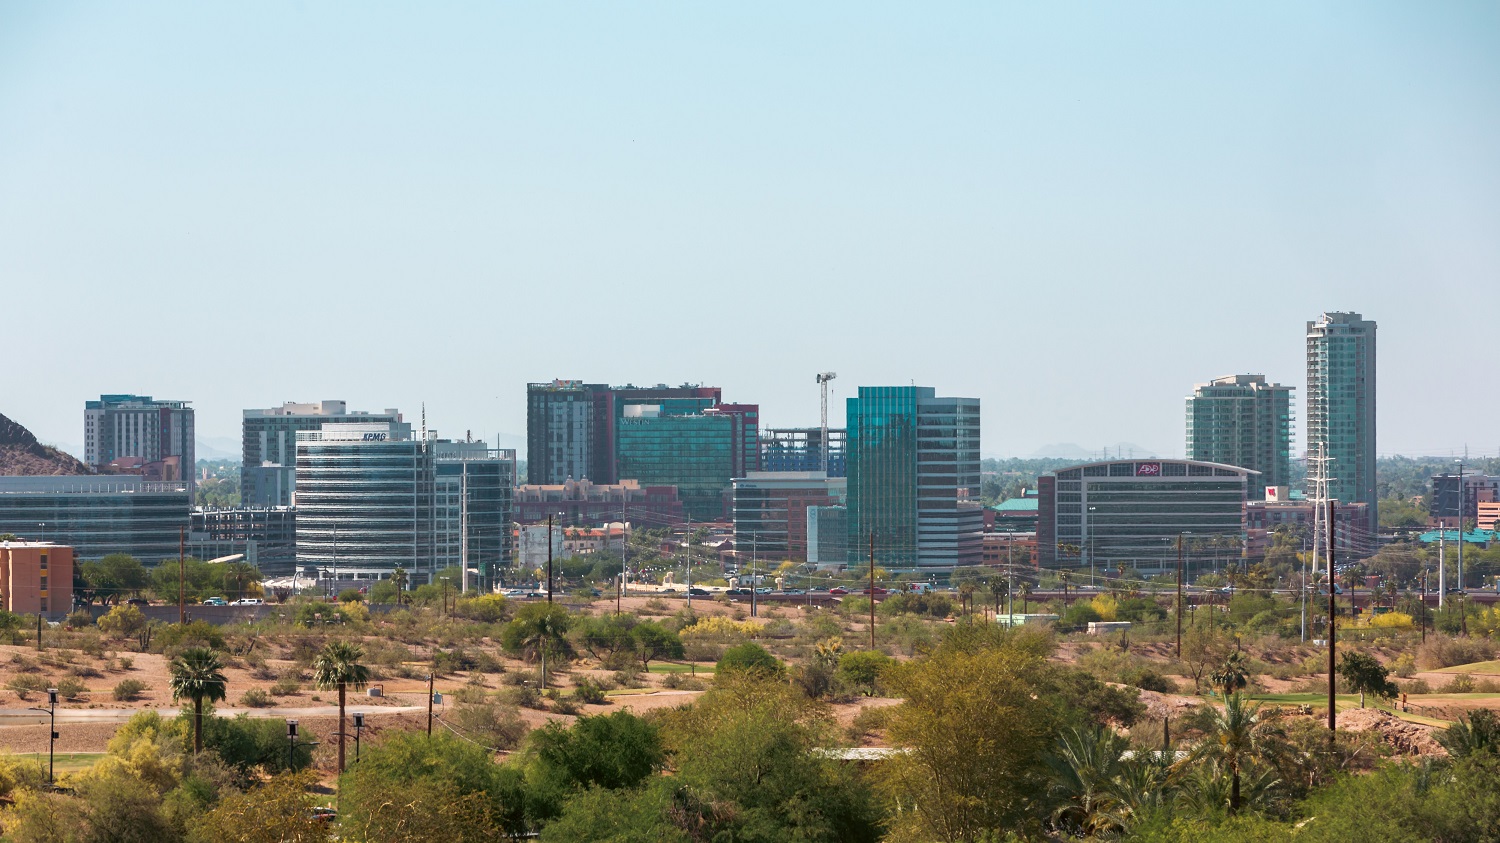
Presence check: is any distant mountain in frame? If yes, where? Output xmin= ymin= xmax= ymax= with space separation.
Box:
xmin=0 ymin=412 xmax=92 ymax=475
xmin=1026 ymin=442 xmax=1163 ymax=460
xmin=196 ymin=437 xmax=242 ymax=461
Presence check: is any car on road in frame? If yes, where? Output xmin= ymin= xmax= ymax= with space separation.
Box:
xmin=201 ymin=597 xmax=228 ymax=607
xmin=127 ymin=598 xmax=150 ymax=607
xmin=687 ymin=587 xmax=711 ymax=597
xmin=858 ymin=587 xmax=890 ymax=595
xmin=828 ymin=587 xmax=850 ymax=596
xmin=232 ymin=598 xmax=264 ymax=606
xmin=726 ymin=587 xmax=751 ymax=596
xmin=781 ymin=589 xmax=806 ymax=595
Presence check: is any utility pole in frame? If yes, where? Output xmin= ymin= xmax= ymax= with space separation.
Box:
xmin=546 ymin=513 xmax=554 ymax=605
xmin=685 ymin=514 xmax=693 ymax=611
xmin=1457 ymin=459 xmax=1466 ymax=594
xmin=178 ymin=526 xmax=185 ymax=625
xmin=1176 ymin=534 xmax=1184 ymax=658
xmin=1327 ymin=499 xmax=1337 ymax=743
xmin=426 ymin=673 xmax=434 ymax=737
xmin=868 ymin=531 xmax=876 ymax=650
xmin=750 ymin=535 xmax=757 ymax=618
xmin=1439 ymin=530 xmax=1446 ymax=609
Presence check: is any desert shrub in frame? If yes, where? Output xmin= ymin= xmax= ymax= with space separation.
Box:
xmin=112 ymin=679 xmax=148 ymax=701
xmin=453 ymin=593 xmax=510 ymax=624
xmin=157 ymin=620 xmax=227 ymax=652
xmin=679 ymin=616 xmax=761 ymax=641
xmin=1443 ymin=674 xmax=1477 ymax=694
xmin=1390 ymin=652 xmax=1417 ymax=678
xmin=1061 ymin=602 xmax=1102 ymax=628
xmin=846 ymin=704 xmax=894 ymax=742
xmin=97 ymin=605 xmax=148 ymax=638
xmin=68 ymin=664 xmax=104 ymax=679
xmin=570 ymin=678 xmax=608 ymax=705
xmin=501 ymin=669 xmax=539 ymax=687
xmin=716 ymin=643 xmax=783 ymax=677
xmin=642 ymin=598 xmax=670 ymax=614
xmin=1120 ymin=665 xmax=1174 ymax=693
xmin=239 ymin=688 xmax=273 ymax=708
xmin=1403 ymin=677 xmax=1433 ymax=694
xmin=117 ymin=656 xmax=134 ymax=671
xmin=611 ymin=667 xmax=646 ymax=689
xmin=453 ymin=685 xmax=489 ymax=705
xmin=11 ymin=674 xmax=50 ymax=699
xmin=1371 ymin=612 xmax=1414 ymax=630
xmin=64 ymin=609 xmax=94 ymax=628
xmin=497 ymin=684 xmax=543 ymax=709
xmin=660 ymin=672 xmax=706 ymax=691
xmin=55 ymin=677 xmax=87 ymax=700
xmin=270 ymin=677 xmax=301 ymax=696
xmin=879 ymin=592 xmax=955 ymax=618
xmin=1418 ymin=635 xmax=1497 ymax=670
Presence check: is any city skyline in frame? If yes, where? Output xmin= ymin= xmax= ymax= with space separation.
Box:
xmin=3 ymin=4 xmax=1498 ymax=460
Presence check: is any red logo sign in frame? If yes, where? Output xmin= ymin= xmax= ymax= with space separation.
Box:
xmin=1136 ymin=463 xmax=1162 ymax=476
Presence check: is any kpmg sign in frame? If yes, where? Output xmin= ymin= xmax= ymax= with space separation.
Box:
xmin=362 ymin=433 xmax=387 ymax=441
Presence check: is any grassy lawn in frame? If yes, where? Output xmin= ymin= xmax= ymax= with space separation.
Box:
xmin=647 ymin=663 xmax=715 ymax=674
xmin=8 ymin=753 xmax=105 ymax=775
xmin=1244 ymin=693 xmax=1453 ymax=727
xmin=1430 ymin=660 xmax=1500 ymax=675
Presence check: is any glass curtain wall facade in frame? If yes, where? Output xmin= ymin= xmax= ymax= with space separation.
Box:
xmin=616 ymin=413 xmax=735 ymax=521
xmin=807 ymin=505 xmax=847 ymax=568
xmin=294 ymin=422 xmax=435 ymax=581
xmin=1305 ymin=312 xmax=1377 ymax=527
xmin=846 ymin=388 xmax=922 ymax=567
xmin=242 ymin=402 xmax=400 ymax=507
xmin=1038 ymin=460 xmax=1250 ymax=571
xmin=917 ymin=395 xmax=983 ymax=567
xmin=732 ymin=472 xmax=846 ymax=561
xmin=1185 ymin=375 xmax=1293 ymax=500
xmin=0 ymin=477 xmax=191 ymax=562
xmin=434 ymin=442 xmax=517 ymax=592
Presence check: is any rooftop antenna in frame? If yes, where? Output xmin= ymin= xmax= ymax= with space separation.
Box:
xmin=816 ymin=373 xmax=837 ymax=473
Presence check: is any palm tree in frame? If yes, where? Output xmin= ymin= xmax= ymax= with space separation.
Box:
xmin=957 ymin=580 xmax=977 ymax=620
xmin=1046 ymin=725 xmax=1129 ymax=835
xmin=390 ymin=566 xmax=408 ymax=606
xmin=1210 ymin=652 xmax=1250 ymax=698
xmin=313 ymin=641 xmax=371 ymax=772
xmin=169 ymin=646 xmax=227 ymax=753
xmin=1179 ymin=693 xmax=1283 ymax=814
xmin=1020 ymin=581 xmax=1033 ymax=614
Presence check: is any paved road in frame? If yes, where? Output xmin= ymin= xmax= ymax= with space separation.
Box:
xmin=0 ymin=705 xmax=426 ymax=726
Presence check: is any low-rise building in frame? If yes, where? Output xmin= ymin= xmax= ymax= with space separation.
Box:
xmin=0 ymin=542 xmax=74 ymax=616
xmin=733 ymin=472 xmax=847 ymax=562
xmin=514 ymin=478 xmax=685 ymax=527
xmin=0 ymin=476 xmax=191 ymax=562
xmin=190 ymin=507 xmax=296 ymax=573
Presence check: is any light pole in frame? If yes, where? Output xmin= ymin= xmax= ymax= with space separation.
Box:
xmin=351 ymin=712 xmax=365 ymax=762
xmin=1456 ymin=460 xmax=1466 ymax=594
xmin=27 ymin=689 xmax=57 ymax=785
xmin=286 ymin=719 xmax=299 ymax=771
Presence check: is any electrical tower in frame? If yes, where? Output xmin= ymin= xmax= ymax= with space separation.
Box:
xmin=816 ymin=372 xmax=837 ymax=473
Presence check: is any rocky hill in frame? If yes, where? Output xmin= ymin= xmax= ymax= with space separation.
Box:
xmin=0 ymin=412 xmax=91 ymax=475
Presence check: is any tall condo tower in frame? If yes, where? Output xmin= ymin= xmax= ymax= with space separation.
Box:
xmin=1305 ymin=312 xmax=1377 ymax=529
xmin=1185 ymin=375 xmax=1294 ymax=500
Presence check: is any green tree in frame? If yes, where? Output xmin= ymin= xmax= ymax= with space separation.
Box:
xmin=82 ymin=553 xmax=150 ymax=605
xmin=187 ymin=770 xmax=328 ymax=843
xmin=340 ymin=730 xmax=527 ymax=842
xmin=312 ymin=641 xmax=370 ymax=773
xmin=836 ymin=650 xmax=894 ymax=696
xmin=1179 ymin=693 xmax=1284 ymax=815
xmin=1337 ymin=651 xmax=1398 ymax=709
xmin=169 ymin=647 xmax=227 ymax=753
xmin=524 ymin=712 xmax=664 ymax=824
xmin=716 ymin=642 xmax=784 ymax=677
xmin=877 ymin=629 xmax=1064 ymax=840
xmin=630 ymin=621 xmax=683 ymax=670
xmin=501 ymin=602 xmax=574 ymax=688
xmin=98 ymin=604 xmax=148 ymax=638
xmin=1210 ymin=651 xmax=1250 ymax=698
xmin=1439 ymin=708 xmax=1500 ymax=759
xmin=1045 ymin=725 xmax=1130 ymax=837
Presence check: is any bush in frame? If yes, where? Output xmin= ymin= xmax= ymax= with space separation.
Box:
xmin=112 ymin=679 xmax=148 ymax=701
xmin=338 ymin=588 xmax=365 ymax=603
xmin=1120 ymin=666 xmax=1174 ymax=693
xmin=55 ymin=677 xmax=88 ymax=700
xmin=157 ymin=620 xmax=227 ymax=652
xmin=270 ymin=677 xmax=301 ymax=696
xmin=1419 ymin=635 xmax=1497 ymax=670
xmin=716 ymin=643 xmax=783 ymax=677
xmin=450 ymin=702 xmax=529 ymax=749
xmin=204 ymin=713 xmax=312 ymax=773
xmin=239 ymin=688 xmax=273 ymax=708
xmin=570 ymin=678 xmax=608 ymax=705
xmin=1444 ymin=674 xmax=1477 ymax=694
xmin=611 ymin=667 xmax=646 ymax=689
xmin=660 ymin=672 xmax=706 ymax=691
xmin=11 ymin=674 xmax=50 ymax=699
xmin=97 ymin=605 xmax=148 ymax=638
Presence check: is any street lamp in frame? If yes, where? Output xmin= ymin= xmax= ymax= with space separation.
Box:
xmin=27 ymin=689 xmax=57 ymax=785
xmin=352 ymin=712 xmax=365 ymax=762
xmin=286 ymin=720 xmax=299 ymax=770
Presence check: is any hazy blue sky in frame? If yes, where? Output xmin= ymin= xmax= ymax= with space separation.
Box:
xmin=2 ymin=2 xmax=1497 ymax=460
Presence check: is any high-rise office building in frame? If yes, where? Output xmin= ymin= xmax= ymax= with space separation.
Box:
xmin=1305 ymin=312 xmax=1377 ymax=527
xmin=616 ymin=407 xmax=737 ymax=520
xmin=1185 ymin=375 xmax=1293 ymax=500
xmin=433 ymin=439 xmax=517 ymax=592
xmin=84 ymin=395 xmax=194 ymax=486
xmin=844 ymin=386 xmax=982 ymax=568
xmin=760 ymin=428 xmax=847 ymax=477
xmin=242 ymin=401 xmax=401 ymax=507
xmin=294 ymin=421 xmax=435 ymax=582
xmin=732 ymin=471 xmax=846 ymax=561
xmin=525 ymin=381 xmax=723 ymax=485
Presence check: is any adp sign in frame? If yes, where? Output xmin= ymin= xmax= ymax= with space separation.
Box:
xmin=1135 ymin=462 xmax=1162 ymax=477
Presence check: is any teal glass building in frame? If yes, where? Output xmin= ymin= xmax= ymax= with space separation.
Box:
xmin=845 ymin=386 xmax=982 ymax=569
xmin=616 ymin=412 xmax=736 ymax=521
xmin=1305 ymin=312 xmax=1377 ymax=529
xmin=1185 ymin=375 xmax=1293 ymax=500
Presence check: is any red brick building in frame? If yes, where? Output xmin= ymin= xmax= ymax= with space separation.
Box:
xmin=0 ymin=542 xmax=74 ymax=616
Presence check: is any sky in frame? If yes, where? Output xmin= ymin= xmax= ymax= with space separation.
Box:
xmin=2 ymin=2 xmax=1497 ymax=461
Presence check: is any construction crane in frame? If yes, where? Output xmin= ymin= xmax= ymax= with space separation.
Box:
xmin=816 ymin=372 xmax=837 ymax=473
